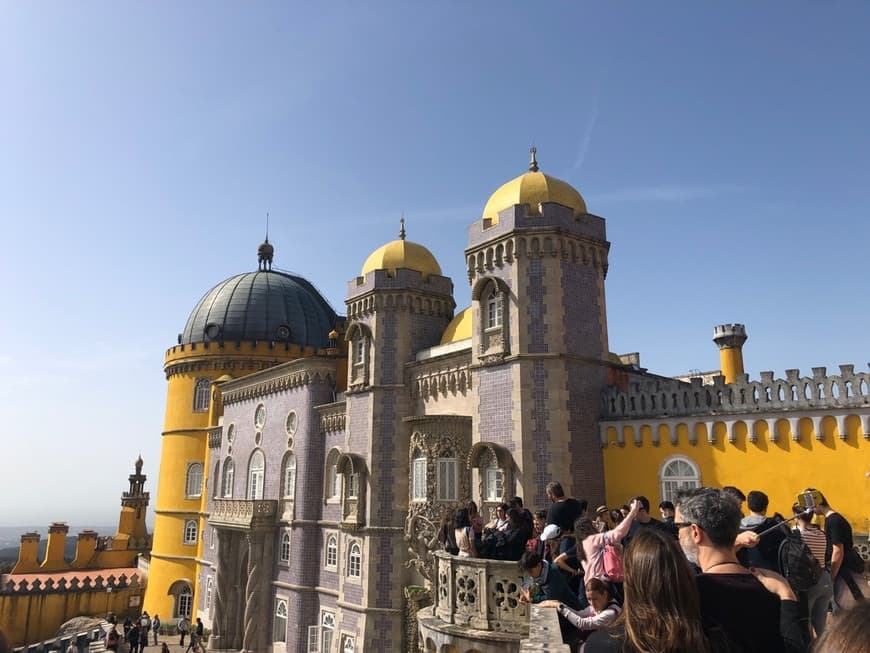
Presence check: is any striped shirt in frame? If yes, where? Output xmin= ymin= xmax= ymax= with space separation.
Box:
xmin=796 ymin=525 xmax=828 ymax=568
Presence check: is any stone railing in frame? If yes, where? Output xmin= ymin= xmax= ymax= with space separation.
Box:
xmin=209 ymin=499 xmax=277 ymax=529
xmin=432 ymin=551 xmax=529 ymax=635
xmin=603 ymin=365 xmax=870 ymax=422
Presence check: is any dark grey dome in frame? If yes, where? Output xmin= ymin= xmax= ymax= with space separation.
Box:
xmin=181 ymin=270 xmax=338 ymax=348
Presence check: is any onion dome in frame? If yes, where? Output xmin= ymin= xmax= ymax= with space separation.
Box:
xmin=361 ymin=218 xmax=442 ymax=280
xmin=180 ymin=241 xmax=337 ymax=349
xmin=482 ymin=148 xmax=587 ymax=225
xmin=440 ymin=307 xmax=472 ymax=345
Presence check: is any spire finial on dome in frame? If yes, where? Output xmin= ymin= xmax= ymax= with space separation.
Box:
xmin=529 ymin=146 xmax=539 ymax=172
xmin=258 ymin=211 xmax=275 ymax=271
xmin=399 ymin=215 xmax=406 ymax=240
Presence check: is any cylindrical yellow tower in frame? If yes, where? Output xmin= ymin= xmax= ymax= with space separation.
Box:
xmin=144 ymin=242 xmax=342 ymax=619
xmin=713 ymin=323 xmax=748 ymax=384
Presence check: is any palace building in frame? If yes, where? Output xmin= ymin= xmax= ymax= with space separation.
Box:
xmin=144 ymin=150 xmax=869 ymax=652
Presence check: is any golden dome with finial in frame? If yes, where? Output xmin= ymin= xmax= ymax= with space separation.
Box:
xmin=361 ymin=218 xmax=442 ymax=280
xmin=481 ymin=148 xmax=587 ymax=226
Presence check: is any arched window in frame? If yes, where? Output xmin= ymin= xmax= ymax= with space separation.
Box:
xmin=170 ymin=581 xmax=193 ymax=618
xmin=193 ymin=378 xmax=211 ymax=412
xmin=212 ymin=461 xmax=220 ymax=498
xmin=183 ymin=519 xmax=198 ymax=545
xmin=273 ymin=599 xmax=288 ymax=642
xmin=659 ymin=455 xmax=701 ymax=504
xmin=411 ymin=450 xmax=427 ymax=502
xmin=248 ymin=450 xmax=265 ymax=500
xmin=348 ymin=542 xmax=362 ymax=578
xmin=324 ymin=449 xmax=341 ymax=501
xmin=222 ymin=458 xmax=234 ymax=498
xmin=342 ymin=636 xmax=355 ymax=653
xmin=205 ymin=576 xmax=213 ymax=609
xmin=282 ymin=453 xmax=297 ymax=499
xmin=325 ymin=534 xmax=338 ymax=569
xmin=354 ymin=335 xmax=365 ymax=365
xmin=185 ymin=463 xmax=203 ymax=498
xmin=280 ymin=532 xmax=291 ymax=563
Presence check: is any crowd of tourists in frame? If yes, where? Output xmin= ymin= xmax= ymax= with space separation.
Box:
xmin=438 ymin=483 xmax=869 ymax=652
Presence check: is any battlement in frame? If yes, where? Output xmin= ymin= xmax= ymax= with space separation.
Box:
xmin=165 ymin=338 xmax=326 ymax=361
xmin=603 ymin=364 xmax=870 ymax=421
xmin=0 ymin=570 xmax=140 ymax=596
xmin=713 ymin=323 xmax=748 ymax=349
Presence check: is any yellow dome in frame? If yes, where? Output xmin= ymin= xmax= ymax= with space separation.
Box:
xmin=482 ymin=149 xmax=587 ymax=225
xmin=361 ymin=235 xmax=441 ymax=280
xmin=440 ymin=307 xmax=472 ymax=345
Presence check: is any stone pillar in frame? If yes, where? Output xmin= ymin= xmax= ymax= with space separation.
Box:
xmin=209 ymin=529 xmax=233 ymax=651
xmin=242 ymin=530 xmax=266 ymax=653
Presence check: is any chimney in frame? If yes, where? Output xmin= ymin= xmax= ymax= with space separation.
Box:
xmin=40 ymin=522 xmax=71 ymax=572
xmin=712 ymin=323 xmax=748 ymax=384
xmin=11 ymin=532 xmax=41 ymax=573
xmin=72 ymin=529 xmax=98 ymax=568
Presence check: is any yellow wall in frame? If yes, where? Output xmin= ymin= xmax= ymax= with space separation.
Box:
xmin=0 ymin=585 xmax=141 ymax=647
xmin=603 ymin=417 xmax=869 ymax=533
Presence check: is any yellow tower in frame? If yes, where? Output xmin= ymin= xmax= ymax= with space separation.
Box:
xmin=144 ymin=240 xmax=341 ymax=619
xmin=713 ymin=323 xmax=748 ymax=383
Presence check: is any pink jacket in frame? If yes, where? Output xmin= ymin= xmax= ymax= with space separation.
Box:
xmin=581 ymin=503 xmax=639 ymax=585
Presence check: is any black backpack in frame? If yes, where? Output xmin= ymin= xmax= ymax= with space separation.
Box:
xmin=778 ymin=530 xmax=821 ymax=592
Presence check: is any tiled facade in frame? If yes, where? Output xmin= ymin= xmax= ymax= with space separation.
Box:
xmin=182 ymin=167 xmax=618 ymax=653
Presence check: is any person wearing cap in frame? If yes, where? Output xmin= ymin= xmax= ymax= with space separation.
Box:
xmin=593 ymin=506 xmax=610 ymax=533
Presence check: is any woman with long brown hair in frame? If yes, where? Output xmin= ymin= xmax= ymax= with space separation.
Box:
xmin=584 ymin=527 xmax=718 ymax=653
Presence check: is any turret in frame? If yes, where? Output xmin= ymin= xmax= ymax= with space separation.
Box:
xmin=713 ymin=323 xmax=748 ymax=384
xmin=11 ymin=532 xmax=40 ymax=573
xmin=40 ymin=522 xmax=70 ymax=572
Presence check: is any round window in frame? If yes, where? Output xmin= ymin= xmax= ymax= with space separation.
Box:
xmin=254 ymin=404 xmax=266 ymax=430
xmin=286 ymin=410 xmax=298 ymax=436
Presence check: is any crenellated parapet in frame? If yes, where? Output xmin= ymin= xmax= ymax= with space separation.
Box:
xmin=0 ymin=571 xmax=141 ymax=596
xmin=601 ymin=365 xmax=870 ymax=446
xmin=603 ymin=365 xmax=870 ymax=421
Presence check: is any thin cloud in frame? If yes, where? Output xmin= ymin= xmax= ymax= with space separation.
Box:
xmin=589 ymin=184 xmax=750 ymax=204
xmin=571 ymin=92 xmax=600 ymax=174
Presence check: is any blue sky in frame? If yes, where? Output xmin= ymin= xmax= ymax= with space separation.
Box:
xmin=1 ymin=2 xmax=868 ymax=526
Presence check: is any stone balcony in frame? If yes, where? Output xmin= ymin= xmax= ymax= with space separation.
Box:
xmin=209 ymin=499 xmax=277 ymax=530
xmin=418 ymin=552 xmax=532 ymax=653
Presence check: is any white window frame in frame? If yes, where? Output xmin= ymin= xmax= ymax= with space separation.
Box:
xmin=484 ymin=466 xmax=504 ymax=502
xmin=411 ymin=456 xmax=427 ymax=502
xmin=185 ymin=463 xmax=203 ymax=498
xmin=658 ymin=455 xmax=701 ymax=504
xmin=283 ymin=453 xmax=297 ymax=500
xmin=274 ymin=598 xmax=288 ymax=643
xmin=325 ymin=533 xmax=338 ymax=571
xmin=436 ymin=457 xmax=458 ymax=502
xmin=354 ymin=335 xmax=365 ymax=365
xmin=210 ymin=526 xmax=216 ymax=550
xmin=205 ymin=575 xmax=213 ymax=609
xmin=347 ymin=541 xmax=362 ymax=579
xmin=183 ymin=519 xmax=198 ymax=545
xmin=346 ymin=472 xmax=360 ymax=499
xmin=248 ymin=449 xmax=265 ymax=500
xmin=341 ymin=635 xmax=355 ymax=653
xmin=307 ymin=626 xmax=320 ymax=653
xmin=486 ymin=291 xmax=502 ymax=329
xmin=280 ymin=532 xmax=291 ymax=564
xmin=327 ymin=463 xmax=340 ymax=502
xmin=176 ymin=586 xmax=192 ymax=618
xmin=222 ymin=458 xmax=234 ymax=498
xmin=321 ymin=611 xmax=335 ymax=653
xmin=193 ymin=378 xmax=211 ymax=412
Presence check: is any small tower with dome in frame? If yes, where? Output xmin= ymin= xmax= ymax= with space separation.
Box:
xmin=464 ymin=149 xmax=612 ymax=508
